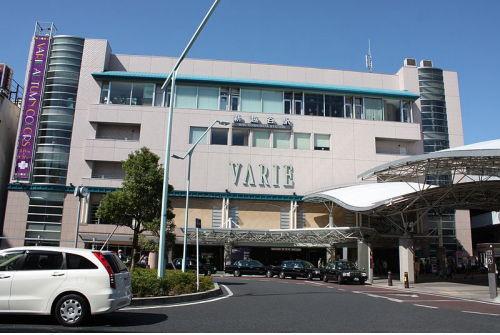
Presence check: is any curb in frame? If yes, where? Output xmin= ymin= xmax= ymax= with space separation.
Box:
xmin=130 ymin=283 xmax=223 ymax=306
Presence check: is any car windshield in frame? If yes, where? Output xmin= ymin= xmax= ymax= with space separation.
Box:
xmin=248 ymin=260 xmax=263 ymax=267
xmin=336 ymin=261 xmax=357 ymax=270
xmin=0 ymin=251 xmax=24 ymax=271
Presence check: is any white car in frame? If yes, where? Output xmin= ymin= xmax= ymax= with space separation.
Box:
xmin=0 ymin=246 xmax=132 ymax=327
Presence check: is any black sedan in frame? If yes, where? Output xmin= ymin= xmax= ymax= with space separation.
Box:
xmin=278 ymin=260 xmax=322 ymax=280
xmin=321 ymin=260 xmax=367 ymax=284
xmin=225 ymin=259 xmax=267 ymax=277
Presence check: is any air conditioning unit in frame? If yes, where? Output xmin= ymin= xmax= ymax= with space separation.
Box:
xmin=404 ymin=58 xmax=417 ymax=67
xmin=420 ymin=60 xmax=433 ymax=68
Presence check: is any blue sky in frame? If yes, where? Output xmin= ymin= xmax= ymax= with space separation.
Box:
xmin=2 ymin=0 xmax=498 ymax=144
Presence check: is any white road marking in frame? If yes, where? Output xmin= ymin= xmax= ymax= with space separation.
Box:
xmin=337 ymin=288 xmax=346 ymax=291
xmin=372 ymin=284 xmax=500 ymax=306
xmin=462 ymin=310 xmax=500 ymax=317
xmin=406 ymin=299 xmax=460 ymax=302
xmin=122 ymin=285 xmax=233 ymax=311
xmin=389 ymin=293 xmax=419 ymax=298
xmin=352 ymin=290 xmax=399 ymax=293
xmin=413 ymin=304 xmax=438 ymax=309
xmin=365 ymin=293 xmax=403 ymax=303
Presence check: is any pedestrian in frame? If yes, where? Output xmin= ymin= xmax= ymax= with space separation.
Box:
xmin=138 ymin=254 xmax=148 ymax=268
xmin=382 ymin=260 xmax=388 ymax=276
xmin=317 ymin=258 xmax=323 ymax=268
xmin=117 ymin=249 xmax=127 ymax=262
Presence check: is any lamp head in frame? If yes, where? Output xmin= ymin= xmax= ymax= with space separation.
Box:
xmin=217 ymin=120 xmax=230 ymax=126
xmin=172 ymin=154 xmax=183 ymax=160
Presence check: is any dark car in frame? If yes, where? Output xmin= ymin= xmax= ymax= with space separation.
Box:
xmin=321 ymin=260 xmax=367 ymax=284
xmin=169 ymin=257 xmax=216 ymax=275
xmin=225 ymin=259 xmax=267 ymax=277
xmin=278 ymin=260 xmax=322 ymax=280
xmin=265 ymin=264 xmax=282 ymax=278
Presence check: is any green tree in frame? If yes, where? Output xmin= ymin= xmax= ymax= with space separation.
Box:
xmin=97 ymin=147 xmax=175 ymax=270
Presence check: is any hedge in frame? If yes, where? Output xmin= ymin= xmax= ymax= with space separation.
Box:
xmin=131 ymin=268 xmax=215 ymax=297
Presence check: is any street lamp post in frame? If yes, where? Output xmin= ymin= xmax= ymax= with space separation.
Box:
xmin=157 ymin=0 xmax=221 ymax=279
xmin=173 ymin=120 xmax=230 ymax=272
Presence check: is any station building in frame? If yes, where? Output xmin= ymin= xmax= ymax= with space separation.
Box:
xmin=2 ymin=25 xmax=472 ymax=276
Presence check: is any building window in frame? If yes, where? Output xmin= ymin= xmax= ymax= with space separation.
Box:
xmin=131 ymin=83 xmax=154 ymax=106
xmin=325 ymin=95 xmax=344 ymax=118
xmin=95 ymin=123 xmax=140 ymax=141
xmin=294 ymin=92 xmax=303 ymax=115
xmin=232 ymin=129 xmax=249 ymax=146
xmin=91 ymin=161 xmax=124 ymax=179
xmin=198 ymin=86 xmax=219 ymax=110
xmin=314 ymin=134 xmax=330 ymax=151
xmin=273 ymin=132 xmax=290 ymax=149
xmin=154 ymin=84 xmax=165 ymax=107
xmin=109 ymin=81 xmax=132 ymax=105
xmin=384 ymin=99 xmax=401 ymax=122
xmin=175 ymin=85 xmax=197 ymax=109
xmin=402 ymin=101 xmax=412 ymax=123
xmin=354 ymin=97 xmax=363 ymax=119
xmin=189 ymin=127 xmax=208 ymax=144
xmin=364 ymin=98 xmax=383 ymax=121
xmin=104 ymin=81 xmax=154 ymax=106
xmin=344 ymin=96 xmax=353 ymax=118
xmin=304 ymin=93 xmax=324 ymax=116
xmin=219 ymin=87 xmax=240 ymax=111
xmin=230 ymin=88 xmax=240 ymax=111
xmin=262 ymin=90 xmax=283 ymax=114
xmin=100 ymin=81 xmax=109 ymax=104
xmin=211 ymin=128 xmax=228 ymax=145
xmin=241 ymin=89 xmax=262 ymax=113
xmin=284 ymin=92 xmax=303 ymax=115
xmin=294 ymin=133 xmax=310 ymax=150
xmin=252 ymin=130 xmax=270 ymax=148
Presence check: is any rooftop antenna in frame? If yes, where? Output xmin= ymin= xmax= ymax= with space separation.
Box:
xmin=365 ymin=39 xmax=373 ymax=73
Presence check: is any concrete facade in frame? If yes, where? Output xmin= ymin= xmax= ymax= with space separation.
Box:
xmin=0 ymin=96 xmax=20 ymax=232
xmin=2 ymin=36 xmax=472 ymax=273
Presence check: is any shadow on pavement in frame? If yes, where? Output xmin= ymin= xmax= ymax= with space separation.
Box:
xmin=0 ymin=311 xmax=167 ymax=332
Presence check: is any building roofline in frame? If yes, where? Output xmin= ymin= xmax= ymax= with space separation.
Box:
xmin=91 ymin=71 xmax=420 ymax=99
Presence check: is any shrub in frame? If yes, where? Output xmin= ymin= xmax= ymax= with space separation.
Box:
xmin=131 ymin=268 xmax=215 ymax=297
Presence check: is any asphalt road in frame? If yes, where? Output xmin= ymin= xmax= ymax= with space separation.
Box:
xmin=1 ymin=276 xmax=500 ymax=332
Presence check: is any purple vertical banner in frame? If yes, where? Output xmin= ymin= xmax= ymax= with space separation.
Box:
xmin=13 ymin=35 xmax=51 ymax=181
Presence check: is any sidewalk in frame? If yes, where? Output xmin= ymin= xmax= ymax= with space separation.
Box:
xmin=372 ymin=278 xmax=500 ymax=304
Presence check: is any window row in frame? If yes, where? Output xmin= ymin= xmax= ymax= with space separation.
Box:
xmin=99 ymin=81 xmax=413 ymax=123
xmin=189 ymin=127 xmax=331 ymax=151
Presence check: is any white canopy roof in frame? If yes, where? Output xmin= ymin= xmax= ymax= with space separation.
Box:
xmin=359 ymin=138 xmax=500 ymax=181
xmin=440 ymin=139 xmax=500 ymax=152
xmin=303 ymin=182 xmax=434 ymax=212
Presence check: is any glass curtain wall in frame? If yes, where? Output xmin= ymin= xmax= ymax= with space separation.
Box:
xmin=27 ymin=35 xmax=85 ymax=246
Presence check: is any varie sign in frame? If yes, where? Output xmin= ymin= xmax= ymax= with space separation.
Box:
xmin=230 ymin=163 xmax=294 ymax=188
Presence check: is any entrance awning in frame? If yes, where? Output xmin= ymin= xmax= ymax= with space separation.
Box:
xmin=182 ymin=227 xmax=370 ymax=246
xmin=303 ymin=182 xmax=434 ymax=213
xmin=304 ymin=180 xmax=500 ymax=216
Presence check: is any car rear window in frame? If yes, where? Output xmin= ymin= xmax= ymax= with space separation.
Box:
xmin=103 ymin=253 xmax=128 ymax=273
xmin=66 ymin=253 xmax=98 ymax=269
